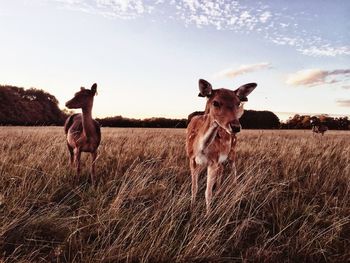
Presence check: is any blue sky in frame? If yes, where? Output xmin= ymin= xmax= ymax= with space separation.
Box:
xmin=0 ymin=0 xmax=349 ymax=120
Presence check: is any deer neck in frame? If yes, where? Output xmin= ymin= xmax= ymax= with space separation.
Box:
xmin=198 ymin=114 xmax=219 ymax=151
xmin=81 ymin=101 xmax=96 ymax=138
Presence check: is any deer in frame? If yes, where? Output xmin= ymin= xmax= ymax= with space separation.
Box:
xmin=310 ymin=117 xmax=328 ymax=136
xmin=64 ymin=83 xmax=101 ymax=184
xmin=186 ymin=79 xmax=256 ymax=213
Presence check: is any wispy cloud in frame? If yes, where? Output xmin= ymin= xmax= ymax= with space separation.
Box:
xmin=298 ymin=45 xmax=350 ymax=57
xmin=259 ymin=11 xmax=271 ymax=23
xmin=214 ymin=62 xmax=270 ymax=79
xmin=172 ymin=1 xmax=269 ymax=31
xmin=170 ymin=1 xmax=349 ymax=57
xmin=336 ymin=99 xmax=350 ymax=107
xmin=286 ymin=68 xmax=350 ymax=86
xmin=53 ymin=0 xmax=155 ymax=19
xmin=51 ymin=0 xmax=350 ymax=57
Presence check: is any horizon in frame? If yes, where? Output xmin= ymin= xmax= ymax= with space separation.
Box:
xmin=3 ymin=81 xmax=350 ymax=123
xmin=0 ymin=1 xmax=349 ymax=121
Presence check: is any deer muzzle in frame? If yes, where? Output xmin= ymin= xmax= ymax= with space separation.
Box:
xmin=229 ymin=122 xmax=241 ymax=133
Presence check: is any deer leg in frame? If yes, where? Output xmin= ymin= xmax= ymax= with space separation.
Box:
xmin=205 ymin=163 xmax=220 ymax=214
xmin=229 ymin=136 xmax=238 ymax=178
xmin=228 ymin=150 xmax=237 ymax=178
xmin=90 ymin=151 xmax=97 ymax=185
xmin=215 ymin=164 xmax=224 ymax=190
xmin=74 ymin=148 xmax=81 ymax=176
xmin=190 ymin=158 xmax=205 ymax=209
xmin=67 ymin=144 xmax=74 ymax=167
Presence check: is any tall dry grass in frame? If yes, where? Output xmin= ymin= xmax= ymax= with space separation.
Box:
xmin=0 ymin=127 xmax=349 ymax=262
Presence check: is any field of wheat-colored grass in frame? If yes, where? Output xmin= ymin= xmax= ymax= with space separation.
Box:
xmin=0 ymin=127 xmax=349 ymax=262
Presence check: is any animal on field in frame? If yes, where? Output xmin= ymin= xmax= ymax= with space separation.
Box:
xmin=64 ymin=83 xmax=101 ymax=184
xmin=186 ymin=79 xmax=257 ymax=213
xmin=310 ymin=117 xmax=328 ymax=136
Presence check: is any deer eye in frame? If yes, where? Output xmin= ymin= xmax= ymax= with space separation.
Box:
xmin=213 ymin=101 xmax=220 ymax=108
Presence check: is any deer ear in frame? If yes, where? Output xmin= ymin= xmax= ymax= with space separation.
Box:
xmin=234 ymin=83 xmax=257 ymax=101
xmin=91 ymin=83 xmax=97 ymax=95
xmin=198 ymin=79 xmax=213 ymax=97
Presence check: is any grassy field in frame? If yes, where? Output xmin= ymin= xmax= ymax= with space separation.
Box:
xmin=0 ymin=127 xmax=349 ymax=262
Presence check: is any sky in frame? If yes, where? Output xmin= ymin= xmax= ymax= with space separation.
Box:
xmin=0 ymin=0 xmax=349 ymax=121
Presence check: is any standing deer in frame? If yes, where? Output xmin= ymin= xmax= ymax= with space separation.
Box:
xmin=64 ymin=83 xmax=101 ymax=184
xmin=310 ymin=117 xmax=328 ymax=136
xmin=186 ymin=79 xmax=256 ymax=213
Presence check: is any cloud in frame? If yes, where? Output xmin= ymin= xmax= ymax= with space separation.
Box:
xmin=214 ymin=62 xmax=270 ymax=79
xmin=169 ymin=1 xmax=350 ymax=57
xmin=54 ymin=0 xmax=155 ymax=19
xmin=342 ymin=85 xmax=350 ymax=90
xmin=336 ymin=99 xmax=350 ymax=107
xmin=51 ymin=0 xmax=350 ymax=57
xmin=55 ymin=0 xmax=83 ymax=4
xmin=286 ymin=68 xmax=350 ymax=86
xmin=259 ymin=11 xmax=271 ymax=23
xmin=172 ymin=1 xmax=268 ymax=31
xmin=96 ymin=0 xmax=147 ymax=17
xmin=298 ymin=45 xmax=350 ymax=57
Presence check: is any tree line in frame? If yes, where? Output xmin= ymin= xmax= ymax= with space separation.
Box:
xmin=96 ymin=116 xmax=188 ymax=128
xmin=95 ymin=110 xmax=280 ymax=129
xmin=1 ymin=85 xmax=349 ymax=129
xmin=281 ymin=114 xmax=350 ymax=130
xmin=0 ymin=85 xmax=65 ymax=125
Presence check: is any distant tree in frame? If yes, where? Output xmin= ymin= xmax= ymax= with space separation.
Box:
xmin=281 ymin=114 xmax=350 ymax=130
xmin=301 ymin=115 xmax=311 ymax=129
xmin=185 ymin=110 xmax=280 ymax=129
xmin=96 ymin=116 xmax=187 ymax=128
xmin=240 ymin=110 xmax=280 ymax=129
xmin=338 ymin=117 xmax=350 ymax=130
xmin=0 ymin=85 xmax=65 ymax=125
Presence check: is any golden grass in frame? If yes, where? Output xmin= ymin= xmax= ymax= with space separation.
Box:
xmin=0 ymin=127 xmax=349 ymax=262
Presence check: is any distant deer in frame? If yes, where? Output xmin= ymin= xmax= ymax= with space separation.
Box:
xmin=310 ymin=117 xmax=328 ymax=136
xmin=64 ymin=83 xmax=101 ymax=184
xmin=186 ymin=79 xmax=256 ymax=213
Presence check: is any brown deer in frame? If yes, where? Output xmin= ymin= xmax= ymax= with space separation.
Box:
xmin=64 ymin=83 xmax=101 ymax=184
xmin=186 ymin=79 xmax=256 ymax=213
xmin=310 ymin=117 xmax=328 ymax=136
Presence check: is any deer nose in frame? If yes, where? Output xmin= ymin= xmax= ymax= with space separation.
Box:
xmin=65 ymin=100 xmax=72 ymax=108
xmin=230 ymin=123 xmax=241 ymax=133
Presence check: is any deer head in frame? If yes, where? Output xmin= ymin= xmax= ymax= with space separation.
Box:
xmin=310 ymin=116 xmax=320 ymax=126
xmin=65 ymin=83 xmax=97 ymax=109
xmin=198 ymin=79 xmax=256 ymax=134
